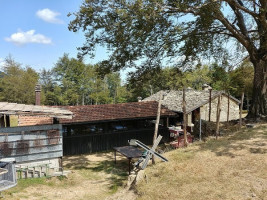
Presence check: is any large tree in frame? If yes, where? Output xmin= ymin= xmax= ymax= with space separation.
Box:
xmin=69 ymin=0 xmax=267 ymax=118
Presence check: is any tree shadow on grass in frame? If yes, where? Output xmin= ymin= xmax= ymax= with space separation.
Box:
xmin=63 ymin=152 xmax=129 ymax=192
xmin=197 ymin=126 xmax=267 ymax=158
xmin=90 ymin=159 xmax=129 ymax=191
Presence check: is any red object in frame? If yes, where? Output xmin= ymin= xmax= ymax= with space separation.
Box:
xmin=169 ymin=129 xmax=184 ymax=138
xmin=170 ymin=135 xmax=194 ymax=148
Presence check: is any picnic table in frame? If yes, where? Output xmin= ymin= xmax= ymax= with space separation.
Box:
xmin=113 ymin=146 xmax=143 ymax=174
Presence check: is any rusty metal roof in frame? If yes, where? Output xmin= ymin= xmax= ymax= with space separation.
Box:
xmin=0 ymin=102 xmax=73 ymax=119
xmin=59 ymin=101 xmax=176 ymax=124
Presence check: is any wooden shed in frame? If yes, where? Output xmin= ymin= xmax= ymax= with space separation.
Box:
xmin=59 ymin=101 xmax=176 ymax=155
xmin=0 ymin=102 xmax=73 ymax=176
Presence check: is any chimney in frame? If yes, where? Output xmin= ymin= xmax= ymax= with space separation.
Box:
xmin=35 ymin=84 xmax=41 ymax=105
xmin=137 ymin=97 xmax=142 ymax=102
xmin=202 ymin=84 xmax=212 ymax=91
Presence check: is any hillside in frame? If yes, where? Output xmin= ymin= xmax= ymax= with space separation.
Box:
xmin=136 ymin=124 xmax=267 ymax=200
xmin=2 ymin=124 xmax=266 ymax=200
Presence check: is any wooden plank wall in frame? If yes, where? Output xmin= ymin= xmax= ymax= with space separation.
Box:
xmin=63 ymin=127 xmax=169 ymax=155
xmin=0 ymin=124 xmax=63 ymax=163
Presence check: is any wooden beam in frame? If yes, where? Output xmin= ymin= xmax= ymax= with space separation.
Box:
xmin=239 ymin=92 xmax=244 ymax=129
xmin=216 ymin=95 xmax=221 ymax=140
xmin=152 ymin=92 xmax=163 ymax=164
xmin=227 ymin=92 xmax=230 ymax=123
xmin=209 ymin=89 xmax=212 ymax=122
xmin=183 ymin=88 xmax=188 ymax=146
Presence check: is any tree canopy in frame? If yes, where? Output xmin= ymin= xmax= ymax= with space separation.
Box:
xmin=69 ymin=0 xmax=267 ymax=118
xmin=40 ymin=54 xmax=130 ymax=106
xmin=0 ymin=56 xmax=39 ymax=104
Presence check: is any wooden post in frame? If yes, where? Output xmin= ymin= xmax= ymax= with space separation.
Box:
xmin=59 ymin=157 xmax=63 ymax=172
xmin=209 ymin=89 xmax=212 ymax=122
xmin=246 ymin=92 xmax=249 ymax=113
xmin=239 ymin=92 xmax=244 ymax=129
xmin=227 ymin=92 xmax=230 ymax=123
xmin=0 ymin=115 xmax=5 ymax=127
xmin=152 ymin=92 xmax=163 ymax=164
xmin=183 ymin=88 xmax=188 ymax=146
xmin=199 ymin=111 xmax=202 ymax=141
xmin=215 ymin=95 xmax=221 ymax=140
xmin=4 ymin=114 xmax=7 ymax=127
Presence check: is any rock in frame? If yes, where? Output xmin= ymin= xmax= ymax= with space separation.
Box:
xmin=135 ymin=170 xmax=145 ymax=184
xmin=246 ymin=124 xmax=256 ymax=128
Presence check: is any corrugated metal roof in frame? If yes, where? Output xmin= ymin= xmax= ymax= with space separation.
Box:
xmin=0 ymin=102 xmax=73 ymax=119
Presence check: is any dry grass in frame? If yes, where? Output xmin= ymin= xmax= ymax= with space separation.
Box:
xmin=137 ymin=124 xmax=267 ymax=200
xmin=2 ymin=124 xmax=267 ymax=200
xmin=3 ymin=152 xmax=129 ymax=200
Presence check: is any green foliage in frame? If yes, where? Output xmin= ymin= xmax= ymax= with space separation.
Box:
xmin=209 ymin=63 xmax=230 ymax=91
xmin=126 ymin=64 xmax=212 ymax=100
xmin=0 ymin=56 xmax=38 ymax=104
xmin=184 ymin=64 xmax=212 ymax=90
xmin=68 ymin=0 xmax=260 ymax=73
xmin=126 ymin=61 xmax=254 ymax=102
xmin=229 ymin=60 xmax=254 ymax=99
xmin=40 ymin=54 xmax=129 ymax=105
xmin=69 ymin=0 xmax=267 ymax=117
xmin=126 ymin=66 xmax=184 ymax=101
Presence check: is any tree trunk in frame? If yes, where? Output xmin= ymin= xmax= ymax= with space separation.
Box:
xmin=152 ymin=92 xmax=163 ymax=164
xmin=239 ymin=92 xmax=244 ymax=129
xmin=182 ymin=88 xmax=188 ymax=146
xmin=248 ymin=59 xmax=267 ymax=118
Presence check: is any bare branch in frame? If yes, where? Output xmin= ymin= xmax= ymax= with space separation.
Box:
xmin=214 ymin=9 xmax=250 ymax=47
xmin=223 ymin=0 xmax=258 ymax=18
xmin=162 ymin=1 xmax=221 ymax=15
xmin=228 ymin=2 xmax=250 ymax=37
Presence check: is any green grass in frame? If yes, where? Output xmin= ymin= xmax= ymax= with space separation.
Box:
xmin=4 ymin=177 xmax=51 ymax=196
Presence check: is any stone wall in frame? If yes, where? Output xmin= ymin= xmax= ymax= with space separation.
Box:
xmin=200 ymin=94 xmax=239 ymax=122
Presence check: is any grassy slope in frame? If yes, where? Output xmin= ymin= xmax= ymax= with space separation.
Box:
xmin=137 ymin=125 xmax=267 ymax=200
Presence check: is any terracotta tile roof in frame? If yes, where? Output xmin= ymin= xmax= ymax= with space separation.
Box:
xmin=59 ymin=101 xmax=176 ymax=124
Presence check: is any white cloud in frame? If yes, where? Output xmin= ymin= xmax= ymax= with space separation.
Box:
xmin=36 ymin=8 xmax=64 ymax=24
xmin=0 ymin=58 xmax=5 ymax=71
xmin=5 ymin=30 xmax=52 ymax=45
xmin=0 ymin=58 xmax=3 ymax=62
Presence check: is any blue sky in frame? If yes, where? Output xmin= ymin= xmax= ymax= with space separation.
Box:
xmin=0 ymin=0 xmax=108 ymax=73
